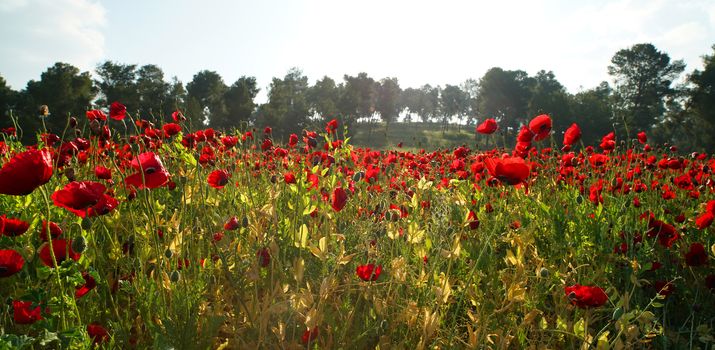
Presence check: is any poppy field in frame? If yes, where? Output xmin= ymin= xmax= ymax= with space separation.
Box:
xmin=1 ymin=105 xmax=714 ymax=349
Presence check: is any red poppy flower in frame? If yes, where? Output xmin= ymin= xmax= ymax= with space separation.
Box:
xmin=696 ymin=212 xmax=714 ymax=230
xmin=257 ymin=248 xmax=270 ymax=267
xmin=284 ymin=172 xmax=296 ymax=184
xmin=466 ymin=210 xmax=479 ymax=230
xmin=13 ymin=300 xmax=42 ymax=324
xmin=517 ymin=126 xmax=534 ymax=143
xmin=484 ymin=157 xmax=530 ymax=186
xmin=637 ymin=131 xmax=647 ymax=144
xmin=563 ymin=123 xmax=581 ymax=146
xmin=288 ymin=133 xmax=299 ymax=147
xmin=365 ymin=164 xmax=380 ymax=184
xmin=1 ymin=216 xmax=29 ymax=237
xmin=476 ymin=118 xmax=498 ymax=134
xmin=564 ymin=284 xmax=608 ymax=308
xmin=172 ymin=110 xmax=186 ymax=122
xmin=224 ymin=216 xmax=240 ymax=230
xmin=207 ymin=170 xmax=230 ymax=189
xmin=331 ymin=187 xmax=348 ymax=212
xmin=39 ymin=239 xmax=81 ymax=267
xmin=685 ymin=243 xmax=708 ymax=267
xmin=0 ymin=249 xmax=24 ymax=278
xmin=356 ymin=263 xmax=382 ymax=281
xmin=326 ymin=119 xmax=338 ymax=132
xmin=163 ymin=123 xmax=181 ymax=137
xmin=109 ymin=101 xmax=127 ymax=121
xmin=86 ymin=109 xmax=107 ymax=121
xmin=600 ymin=132 xmax=616 ymax=151
xmin=646 ymin=217 xmax=679 ymax=248
xmin=94 ymin=165 xmax=112 ymax=180
xmin=75 ymin=272 xmax=97 ymax=298
xmin=52 ymin=181 xmax=118 ymax=218
xmin=124 ymin=152 xmax=171 ymax=189
xmin=528 ymin=114 xmax=552 ymax=141
xmin=302 ymin=327 xmax=319 ymax=345
xmin=221 ymin=135 xmax=238 ymax=148
xmin=87 ymin=323 xmax=110 ymax=344
xmin=0 ymin=149 xmax=53 ymax=196
xmin=654 ymin=280 xmax=675 ymax=297
xmin=706 ymin=275 xmax=715 ymax=292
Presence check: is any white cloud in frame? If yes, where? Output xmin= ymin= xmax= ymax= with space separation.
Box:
xmin=0 ymin=0 xmax=106 ymax=89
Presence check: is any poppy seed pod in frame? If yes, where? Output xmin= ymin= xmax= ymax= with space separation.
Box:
xmin=38 ymin=105 xmax=49 ymax=116
xmin=170 ymin=270 xmax=180 ymax=282
xmin=64 ymin=168 xmax=76 ymax=182
xmin=89 ymin=119 xmax=101 ymax=135
xmin=81 ymin=218 xmax=92 ymax=230
xmin=72 ymin=236 xmax=87 ymax=254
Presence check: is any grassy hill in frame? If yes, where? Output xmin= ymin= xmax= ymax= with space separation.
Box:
xmin=347 ymin=122 xmax=481 ymax=150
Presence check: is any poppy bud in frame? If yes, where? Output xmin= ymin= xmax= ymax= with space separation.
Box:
xmin=612 ymin=307 xmax=624 ymax=320
xmin=576 ymin=196 xmax=583 ymax=204
xmin=64 ymin=168 xmax=76 ymax=182
xmin=81 ymin=218 xmax=92 ymax=230
xmin=72 ymin=236 xmax=87 ymax=254
xmin=165 ymin=248 xmax=173 ymax=259
xmin=170 ymin=270 xmax=180 ymax=282
xmin=242 ymin=216 xmax=249 ymax=228
xmin=539 ymin=267 xmax=549 ymax=278
xmin=75 ymin=129 xmax=82 ymax=137
xmin=353 ymin=171 xmax=364 ymax=182
xmin=89 ymin=119 xmax=101 ymax=135
xmin=69 ymin=116 xmax=78 ymax=128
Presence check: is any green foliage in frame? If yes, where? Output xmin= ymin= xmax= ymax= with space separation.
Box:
xmin=260 ymin=68 xmax=311 ymax=139
xmin=477 ymin=67 xmax=532 ymax=130
xmin=376 ymin=77 xmax=402 ymax=127
xmin=187 ymin=70 xmax=228 ymax=128
xmin=608 ymin=43 xmax=686 ymax=135
xmin=217 ymin=76 xmax=258 ymax=130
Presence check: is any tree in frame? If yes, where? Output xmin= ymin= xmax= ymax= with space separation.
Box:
xmin=685 ymin=45 xmax=715 ymax=151
xmin=340 ymin=73 xmax=377 ymax=124
xmin=21 ymin=62 xmax=96 ymax=135
xmin=165 ymin=77 xmax=187 ymax=118
xmin=261 ymin=68 xmax=310 ymax=139
xmin=0 ymin=75 xmax=18 ymax=127
xmin=608 ymin=43 xmax=685 ymax=135
xmin=135 ymin=64 xmax=170 ymax=120
xmin=440 ymin=84 xmax=469 ymax=131
xmin=217 ymin=76 xmax=258 ymax=130
xmin=308 ymin=76 xmax=341 ymax=124
xmin=528 ymin=70 xmax=572 ymax=132
xmin=400 ymin=87 xmax=422 ymax=123
xmin=375 ymin=77 xmax=402 ymax=134
xmin=187 ymin=70 xmax=227 ymax=128
xmin=95 ymin=61 xmax=139 ymax=110
xmin=418 ymin=84 xmax=440 ymax=123
xmin=570 ymin=82 xmax=614 ymax=146
xmin=477 ymin=68 xmax=532 ymax=131
xmin=461 ymin=79 xmax=479 ymax=126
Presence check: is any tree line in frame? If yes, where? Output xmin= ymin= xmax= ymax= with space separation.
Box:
xmin=0 ymin=42 xmax=713 ymax=150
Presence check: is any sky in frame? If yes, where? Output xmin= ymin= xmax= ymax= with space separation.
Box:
xmin=1 ymin=0 xmax=714 ymax=104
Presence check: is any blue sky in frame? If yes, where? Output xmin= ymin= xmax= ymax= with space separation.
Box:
xmin=1 ymin=0 xmax=713 ymax=103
